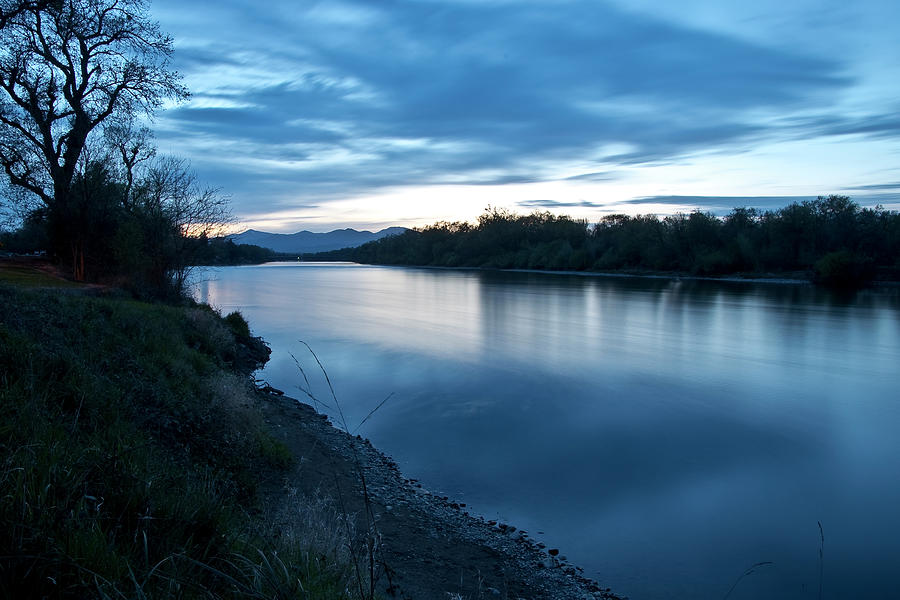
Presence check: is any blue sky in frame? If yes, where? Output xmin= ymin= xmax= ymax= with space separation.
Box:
xmin=151 ymin=0 xmax=900 ymax=232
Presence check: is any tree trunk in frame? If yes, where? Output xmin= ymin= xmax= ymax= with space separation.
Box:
xmin=71 ymin=240 xmax=85 ymax=282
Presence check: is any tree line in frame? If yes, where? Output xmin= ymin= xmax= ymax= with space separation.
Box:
xmin=318 ymin=197 xmax=900 ymax=287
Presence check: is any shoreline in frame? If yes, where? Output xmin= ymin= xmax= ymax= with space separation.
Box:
xmin=290 ymin=260 xmax=900 ymax=288
xmin=256 ymin=386 xmax=624 ymax=600
xmin=411 ymin=264 xmax=814 ymax=285
xmin=286 ymin=259 xmax=820 ymax=286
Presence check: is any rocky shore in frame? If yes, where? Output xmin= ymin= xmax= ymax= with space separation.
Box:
xmin=255 ymin=386 xmax=625 ymax=600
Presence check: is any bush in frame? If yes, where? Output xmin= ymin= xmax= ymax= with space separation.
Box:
xmin=813 ymin=250 xmax=875 ymax=288
xmin=225 ymin=310 xmax=252 ymax=338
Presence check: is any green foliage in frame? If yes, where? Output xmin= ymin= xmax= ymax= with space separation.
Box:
xmin=0 ymin=209 xmax=49 ymax=254
xmin=322 ymin=196 xmax=900 ymax=288
xmin=255 ymin=430 xmax=295 ymax=470
xmin=4 ymin=156 xmax=250 ymax=299
xmin=224 ymin=310 xmax=253 ymax=339
xmin=813 ymin=250 xmax=874 ymax=288
xmin=187 ymin=237 xmax=277 ymax=266
xmin=0 ymin=286 xmax=354 ymax=599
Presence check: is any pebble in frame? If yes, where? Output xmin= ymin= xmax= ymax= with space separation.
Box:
xmin=278 ymin=393 xmax=621 ymax=600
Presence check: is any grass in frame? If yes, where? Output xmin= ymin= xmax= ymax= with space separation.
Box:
xmin=291 ymin=342 xmax=394 ymax=600
xmin=0 ymin=261 xmax=84 ymax=288
xmin=0 ymin=282 xmax=359 ymax=598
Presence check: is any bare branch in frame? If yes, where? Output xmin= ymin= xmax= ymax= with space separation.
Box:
xmin=0 ymin=0 xmax=186 ymax=208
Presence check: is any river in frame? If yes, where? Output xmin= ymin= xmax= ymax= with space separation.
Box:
xmin=194 ymin=262 xmax=900 ymax=600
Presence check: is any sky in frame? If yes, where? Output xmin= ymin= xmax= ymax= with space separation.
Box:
xmin=149 ymin=0 xmax=900 ymax=233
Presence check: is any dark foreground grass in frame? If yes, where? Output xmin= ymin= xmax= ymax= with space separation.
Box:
xmin=0 ymin=284 xmax=356 ymax=598
xmin=0 ymin=262 xmax=84 ymax=288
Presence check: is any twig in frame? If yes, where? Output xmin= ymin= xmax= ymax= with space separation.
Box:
xmin=298 ymin=340 xmax=348 ymax=433
xmin=71 ymin=393 xmax=85 ymax=435
xmin=353 ymin=392 xmax=394 ymax=435
xmin=723 ymin=561 xmax=774 ymax=599
xmin=818 ymin=521 xmax=825 ymax=600
xmin=293 ymin=340 xmax=392 ymax=598
xmin=290 ymin=351 xmax=330 ymax=412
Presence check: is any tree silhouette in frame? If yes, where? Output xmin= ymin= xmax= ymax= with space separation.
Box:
xmin=0 ymin=0 xmax=187 ymax=279
xmin=322 ymin=198 xmax=900 ymax=287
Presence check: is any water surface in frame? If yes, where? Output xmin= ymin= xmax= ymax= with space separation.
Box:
xmin=195 ymin=262 xmax=900 ymax=600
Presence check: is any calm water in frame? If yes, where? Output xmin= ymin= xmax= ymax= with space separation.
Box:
xmin=194 ymin=262 xmax=900 ymax=600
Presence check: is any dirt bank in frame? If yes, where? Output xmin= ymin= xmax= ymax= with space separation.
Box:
xmin=255 ymin=388 xmax=625 ymax=600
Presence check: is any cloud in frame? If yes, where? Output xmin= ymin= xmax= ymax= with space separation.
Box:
xmin=518 ymin=199 xmax=609 ymax=209
xmin=624 ymin=195 xmax=818 ymax=214
xmin=845 ymin=182 xmax=900 ymax=191
xmin=785 ymin=111 xmax=900 ymax=140
xmin=153 ymin=0 xmax=866 ymax=221
xmin=624 ymin=194 xmax=897 ymax=213
xmin=563 ymin=171 xmax=618 ymax=182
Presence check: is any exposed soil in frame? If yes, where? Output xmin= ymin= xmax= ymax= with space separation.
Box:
xmin=255 ymin=387 xmax=625 ymax=600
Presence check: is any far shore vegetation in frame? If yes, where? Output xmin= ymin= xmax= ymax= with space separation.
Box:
xmin=312 ymin=196 xmax=900 ymax=288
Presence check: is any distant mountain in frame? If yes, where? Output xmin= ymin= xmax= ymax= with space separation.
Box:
xmin=228 ymin=227 xmax=407 ymax=254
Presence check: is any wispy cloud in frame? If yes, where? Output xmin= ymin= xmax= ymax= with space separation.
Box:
xmin=624 ymin=194 xmax=896 ymax=214
xmin=562 ymin=172 xmax=618 ymax=182
xmin=844 ymin=182 xmax=900 ymax=191
xmin=518 ymin=199 xmax=609 ymax=209
xmin=150 ymin=0 xmax=898 ymax=228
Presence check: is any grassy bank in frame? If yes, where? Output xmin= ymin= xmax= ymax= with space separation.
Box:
xmin=0 ymin=282 xmax=356 ymax=598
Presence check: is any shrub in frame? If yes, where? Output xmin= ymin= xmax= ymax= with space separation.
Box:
xmin=813 ymin=250 xmax=875 ymax=288
xmin=225 ymin=310 xmax=252 ymax=338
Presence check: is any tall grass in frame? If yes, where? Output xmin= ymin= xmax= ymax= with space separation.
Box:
xmin=0 ymin=284 xmax=359 ymax=598
xmin=292 ymin=341 xmax=394 ymax=600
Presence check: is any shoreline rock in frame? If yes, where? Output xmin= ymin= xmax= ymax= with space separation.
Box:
xmin=255 ymin=387 xmax=625 ymax=600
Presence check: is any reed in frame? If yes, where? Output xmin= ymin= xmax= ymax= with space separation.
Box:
xmin=292 ymin=340 xmax=395 ymax=600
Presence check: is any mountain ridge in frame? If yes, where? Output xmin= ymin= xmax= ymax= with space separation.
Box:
xmin=229 ymin=226 xmax=407 ymax=254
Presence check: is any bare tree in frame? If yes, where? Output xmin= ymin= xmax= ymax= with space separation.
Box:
xmin=134 ymin=155 xmax=232 ymax=295
xmin=0 ymin=0 xmax=187 ymax=278
xmin=103 ymin=117 xmax=155 ymax=207
xmin=0 ymin=1 xmax=53 ymax=29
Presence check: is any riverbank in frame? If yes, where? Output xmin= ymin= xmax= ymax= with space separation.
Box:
xmin=386 ymin=263 xmax=816 ymax=285
xmin=0 ymin=269 xmax=621 ymax=599
xmin=309 ymin=259 xmax=900 ymax=289
xmin=256 ymin=385 xmax=622 ymax=599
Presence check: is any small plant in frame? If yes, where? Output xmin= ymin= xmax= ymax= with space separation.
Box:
xmin=722 ymin=561 xmax=774 ymax=599
xmin=256 ymin=429 xmax=294 ymax=469
xmin=225 ymin=310 xmax=253 ymax=338
xmin=722 ymin=522 xmax=826 ymax=599
xmin=292 ymin=341 xmax=394 ymax=600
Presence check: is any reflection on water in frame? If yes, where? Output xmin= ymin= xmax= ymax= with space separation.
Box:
xmin=195 ymin=263 xmax=900 ymax=600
